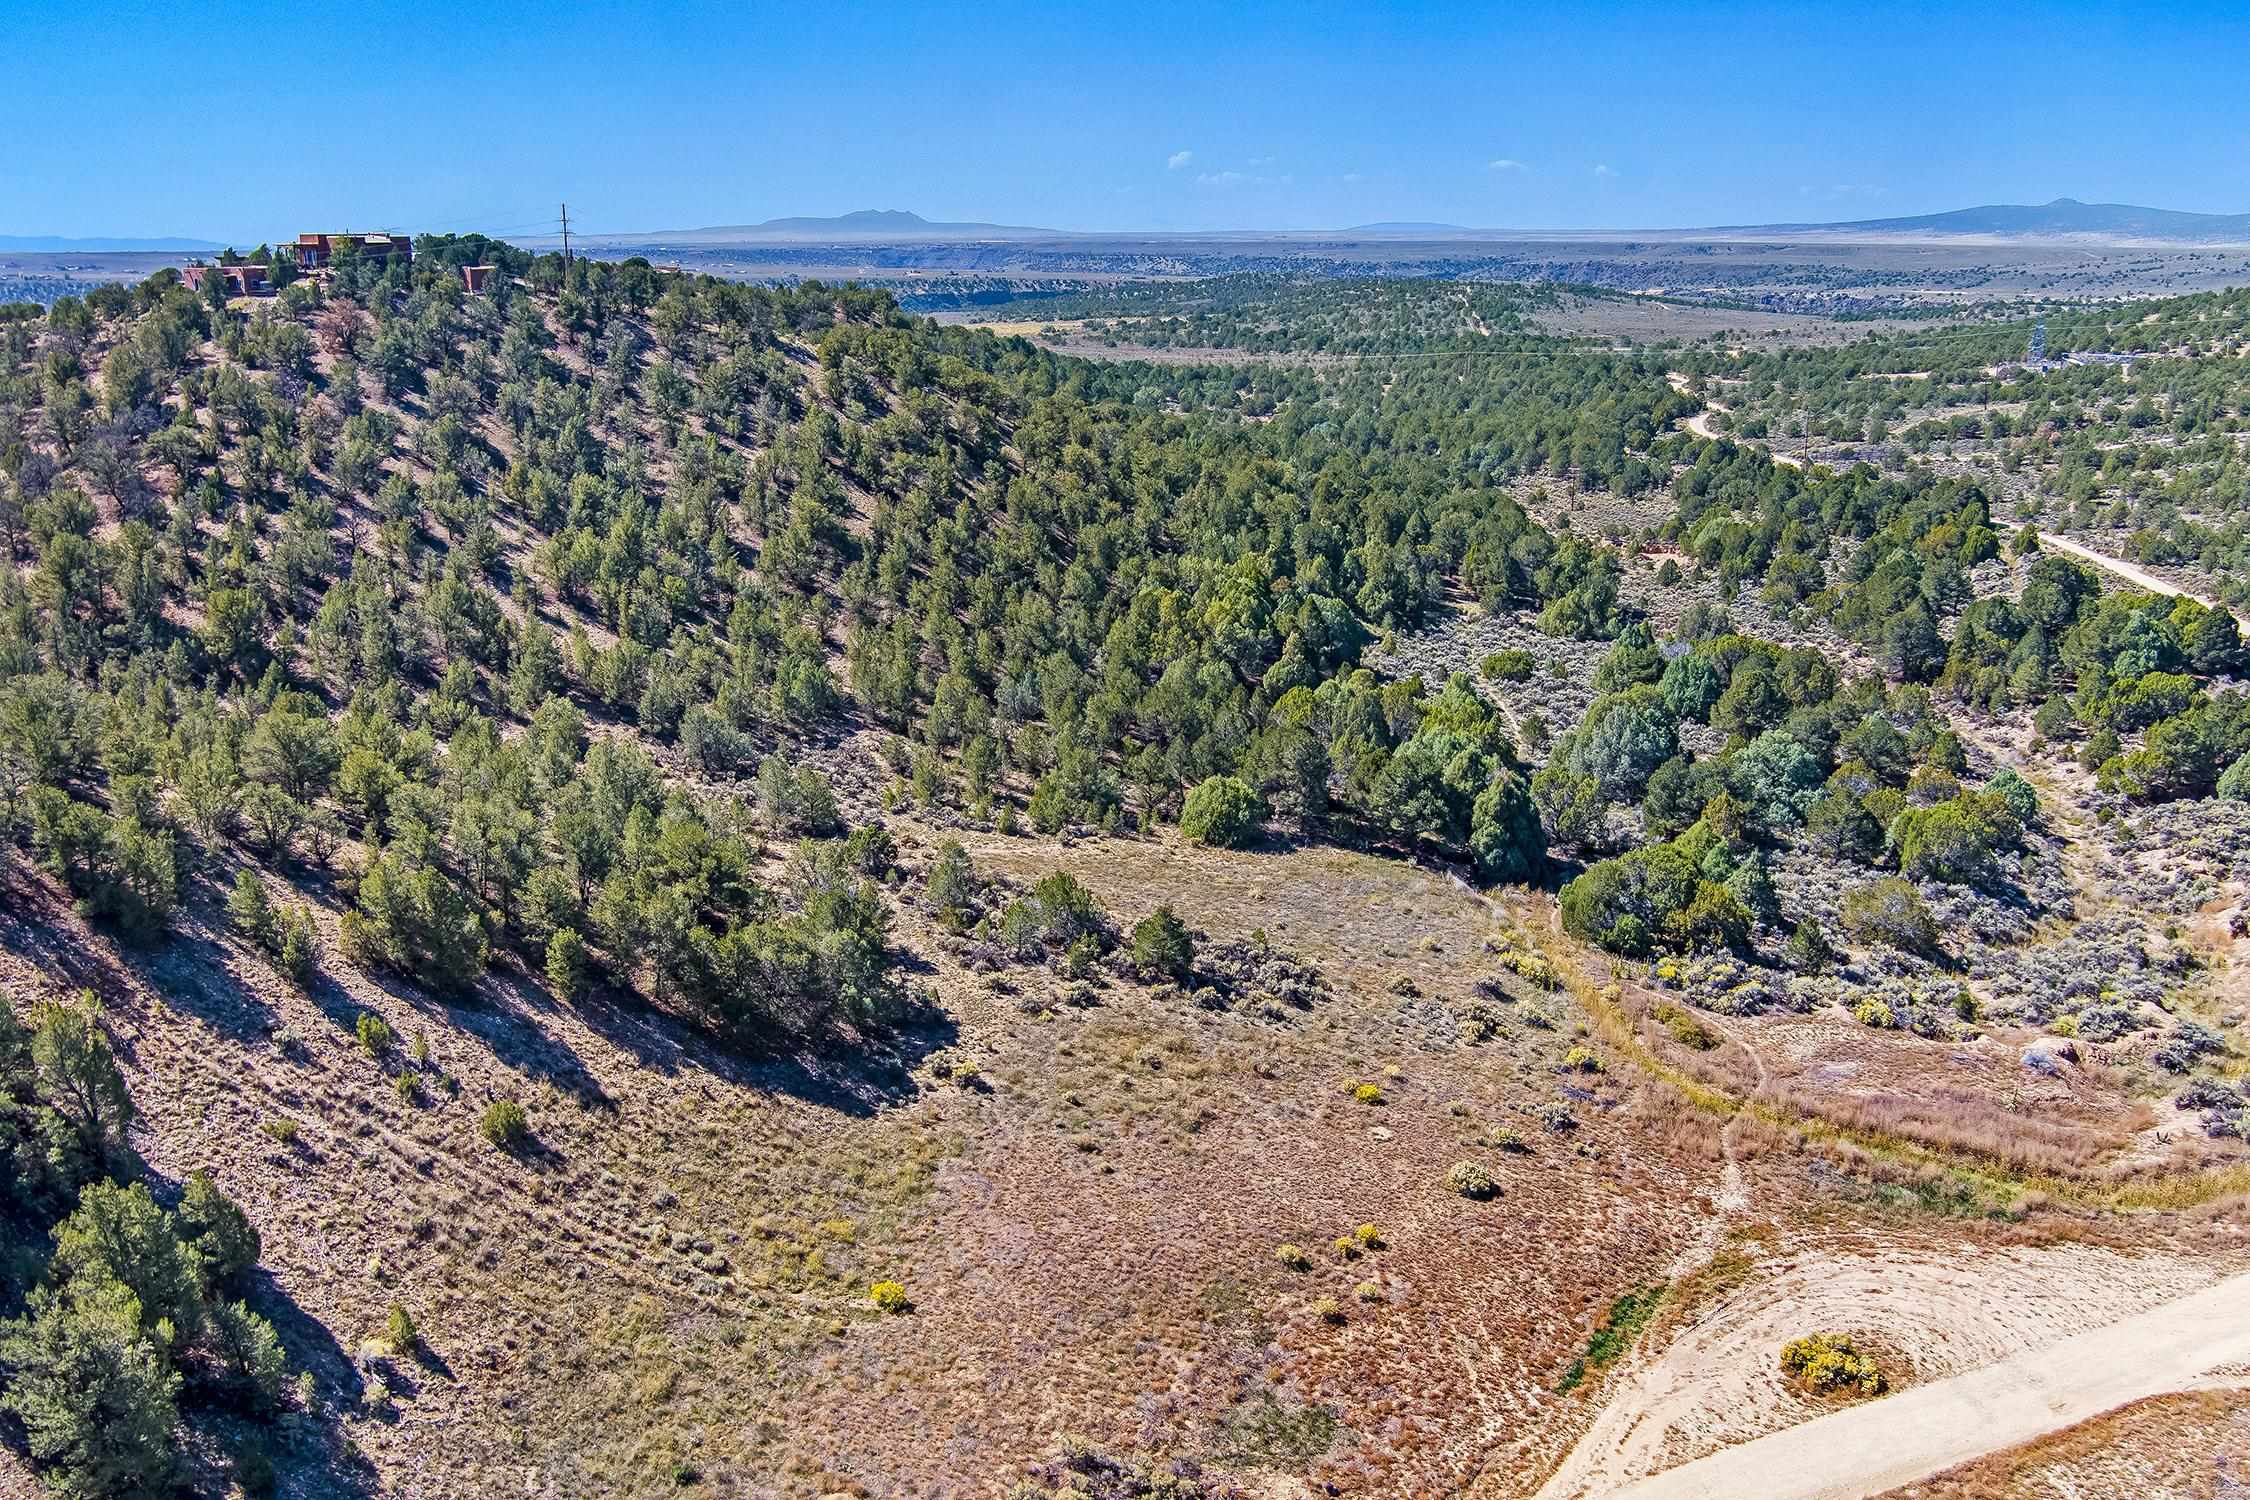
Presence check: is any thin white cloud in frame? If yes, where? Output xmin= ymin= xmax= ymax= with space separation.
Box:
xmin=1340 ymin=172 xmax=1367 ymax=185
xmin=1197 ymin=170 xmax=1246 ymax=187
xmin=1593 ymin=163 xmax=1617 ymax=178
xmin=1167 ymin=150 xmax=1193 ymax=170
xmin=1487 ymin=158 xmax=1526 ymax=171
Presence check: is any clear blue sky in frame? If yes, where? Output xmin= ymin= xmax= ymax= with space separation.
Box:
xmin=4 ymin=0 xmax=2246 ymax=241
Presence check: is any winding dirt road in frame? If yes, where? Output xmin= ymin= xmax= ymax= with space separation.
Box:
xmin=2031 ymin=531 xmax=2231 ymax=613
xmin=1583 ymin=1264 xmax=2250 ymax=1500
xmin=1666 ymin=370 xmax=2231 ymax=617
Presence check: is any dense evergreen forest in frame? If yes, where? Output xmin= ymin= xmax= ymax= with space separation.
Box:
xmin=1 ymin=245 xmax=2242 ymax=1036
xmin=1674 ymin=291 xmax=2250 ymax=594
xmin=962 ymin=272 xmax=1570 ymax=354
xmin=0 ymin=241 xmax=1694 ymax=1049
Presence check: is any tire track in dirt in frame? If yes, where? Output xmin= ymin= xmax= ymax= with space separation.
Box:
xmin=1601 ymin=1262 xmax=2250 ymax=1500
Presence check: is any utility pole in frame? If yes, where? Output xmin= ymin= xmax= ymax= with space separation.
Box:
xmin=560 ymin=203 xmax=572 ymax=268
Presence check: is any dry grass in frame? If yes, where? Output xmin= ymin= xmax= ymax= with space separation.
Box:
xmin=1 ymin=826 xmax=1740 ymax=1498
xmin=1875 ymin=1387 xmax=2250 ymax=1500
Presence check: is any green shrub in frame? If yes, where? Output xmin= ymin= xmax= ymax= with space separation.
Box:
xmin=543 ymin=927 xmax=587 ymax=999
xmin=355 ymin=1013 xmax=394 ymax=1056
xmin=1784 ymin=918 xmax=1837 ymax=972
xmin=227 ymin=870 xmax=278 ymax=949
xmin=1180 ymin=775 xmax=1262 ymax=848
xmin=1652 ymin=1003 xmax=1716 ymax=1050
xmin=924 ymin=839 xmax=981 ymax=928
xmin=0 ymin=1285 xmax=180 ymax=1498
xmin=1892 ymin=792 xmax=2018 ymax=885
xmin=1559 ymin=1285 xmax=1666 ymax=1391
xmin=479 ymin=1099 xmax=528 ymax=1151
xmin=1480 ymin=649 xmax=1535 ymax=682
xmin=1000 ymin=871 xmax=1107 ymax=958
xmin=1987 ymin=767 xmax=2040 ymax=823
xmin=207 ymin=1299 xmax=289 ymax=1413
xmin=1062 ymin=934 xmax=1102 ymax=978
xmin=2218 ymin=752 xmax=2250 ymax=803
xmin=275 ymin=912 xmax=318 ymax=988
xmin=1129 ymin=906 xmax=1195 ymax=983
xmin=1839 ymin=878 xmax=1940 ymax=953
xmin=352 ymin=847 xmax=488 ymax=994
xmin=31 ymin=994 xmax=133 ymax=1167
xmin=178 ymin=1170 xmax=260 ymax=1291
xmin=1562 ymin=843 xmax=1748 ymax=957
xmin=384 ymin=1302 xmax=419 ymax=1358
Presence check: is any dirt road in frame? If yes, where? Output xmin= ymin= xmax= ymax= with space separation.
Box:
xmin=1669 ymin=372 xmax=1803 ymax=466
xmin=1598 ymin=1267 xmax=2250 ymax=1500
xmin=2033 ymin=531 xmax=2232 ymax=614
xmin=1669 ymin=371 xmax=2230 ymax=611
xmin=1532 ymin=1245 xmax=2225 ymax=1500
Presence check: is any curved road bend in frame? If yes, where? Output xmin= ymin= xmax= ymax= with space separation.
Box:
xmin=1597 ymin=1269 xmax=2250 ymax=1500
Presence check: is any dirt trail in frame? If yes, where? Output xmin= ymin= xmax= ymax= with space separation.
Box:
xmin=2033 ymin=530 xmax=2234 ymax=616
xmin=1668 ymin=369 xmax=2230 ymax=618
xmin=1580 ymin=1263 xmax=2250 ymax=1500
xmin=1668 ymin=371 xmax=1802 ymax=466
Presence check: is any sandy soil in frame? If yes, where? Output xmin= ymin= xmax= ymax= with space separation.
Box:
xmin=1542 ymin=1255 xmax=2250 ymax=1500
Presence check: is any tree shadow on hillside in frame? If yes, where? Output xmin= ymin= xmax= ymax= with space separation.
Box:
xmin=399 ymin=954 xmax=959 ymax=1122
xmin=539 ymin=963 xmax=959 ymax=1119
xmin=132 ymin=1160 xmax=380 ymax=1499
xmin=461 ymin=963 xmax=621 ymax=1111
xmin=251 ymin=1271 xmax=383 ymax=1498
xmin=0 ymin=870 xmax=141 ymax=1007
xmin=134 ymin=920 xmax=279 ymax=1044
xmin=743 ymin=1009 xmax=961 ymax=1119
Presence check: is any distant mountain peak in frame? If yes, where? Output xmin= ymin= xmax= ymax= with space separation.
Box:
xmin=1717 ymin=198 xmax=2250 ymax=242
xmin=0 ymin=234 xmax=223 ymax=252
xmin=808 ymin=209 xmax=930 ymax=227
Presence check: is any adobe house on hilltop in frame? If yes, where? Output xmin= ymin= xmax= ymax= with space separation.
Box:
xmin=462 ymin=264 xmax=497 ymax=293
xmin=182 ymin=262 xmax=270 ymax=297
xmin=294 ymin=231 xmax=413 ymax=270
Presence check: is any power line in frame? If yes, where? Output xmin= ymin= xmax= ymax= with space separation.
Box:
xmin=560 ymin=203 xmax=572 ymax=269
